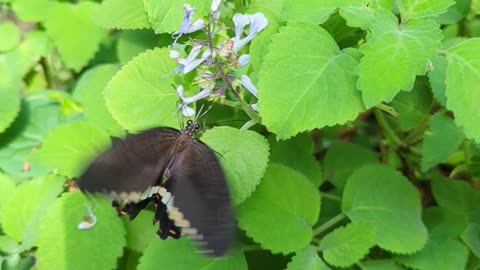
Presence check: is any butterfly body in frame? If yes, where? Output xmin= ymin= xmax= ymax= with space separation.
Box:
xmin=78 ymin=121 xmax=233 ymax=257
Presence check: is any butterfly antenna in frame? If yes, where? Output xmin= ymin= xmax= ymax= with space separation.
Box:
xmin=196 ymin=103 xmax=213 ymax=121
xmin=195 ymin=104 xmax=206 ymax=122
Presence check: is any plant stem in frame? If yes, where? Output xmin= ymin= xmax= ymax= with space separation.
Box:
xmin=205 ymin=18 xmax=261 ymax=124
xmin=373 ymin=108 xmax=405 ymax=148
xmin=216 ymin=98 xmax=240 ymax=108
xmin=233 ymin=0 xmax=244 ymax=9
xmin=313 ymin=213 xmax=346 ymax=237
xmin=404 ymin=117 xmax=429 ymax=145
xmin=375 ymin=103 xmax=398 ymax=117
xmin=319 ymin=192 xmax=342 ymax=202
xmin=240 ymin=119 xmax=257 ymax=131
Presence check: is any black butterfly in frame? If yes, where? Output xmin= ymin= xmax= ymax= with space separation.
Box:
xmin=78 ymin=120 xmax=234 ymax=257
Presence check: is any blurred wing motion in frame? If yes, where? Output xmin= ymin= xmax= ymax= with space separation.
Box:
xmin=78 ymin=128 xmax=179 ymax=203
xmin=78 ymin=123 xmax=234 ymax=257
xmin=168 ymin=140 xmax=234 ymax=257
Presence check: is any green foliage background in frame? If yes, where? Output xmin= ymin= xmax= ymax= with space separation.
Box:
xmin=0 ymin=0 xmax=480 ymax=269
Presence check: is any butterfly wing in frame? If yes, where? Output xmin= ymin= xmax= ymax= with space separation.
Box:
xmin=167 ymin=139 xmax=234 ymax=257
xmin=78 ymin=128 xmax=179 ymax=203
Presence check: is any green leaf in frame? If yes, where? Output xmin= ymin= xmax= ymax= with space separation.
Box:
xmin=286 ymin=245 xmax=328 ymax=270
xmin=319 ymin=222 xmax=375 ymax=267
xmin=0 ymin=173 xmax=15 ymax=221
xmin=258 ymin=23 xmax=364 ymax=139
xmin=397 ymin=0 xmax=454 ymax=20
xmin=323 ymin=141 xmax=378 ymax=190
xmin=36 ymin=192 xmax=126 ymax=270
xmin=104 ymin=48 xmax=179 ymax=132
xmin=435 ymin=0 xmax=471 ymax=25
xmin=423 ymin=207 xmax=469 ymax=239
xmin=431 ymin=178 xmax=480 ymax=214
xmin=138 ymin=238 xmax=248 ymax=270
xmin=342 ymin=164 xmax=428 ymax=253
xmin=461 ymin=223 xmax=480 ymax=258
xmin=237 ymin=162 xmax=320 ymax=254
xmin=445 ymin=38 xmax=480 ymax=143
xmin=94 ymin=0 xmax=149 ymax=30
xmin=124 ymin=210 xmax=157 ymax=253
xmin=0 ymin=84 xmax=20 ymax=134
xmin=338 ymin=0 xmax=393 ymax=30
xmin=363 ymin=259 xmax=406 ymax=270
xmin=356 ymin=10 xmax=441 ymax=108
xmin=1 ymin=175 xmax=65 ymax=250
xmin=29 ymin=122 xmax=112 ymax=178
xmin=0 ymin=30 xmax=51 ymax=82
xmin=72 ymin=64 xmax=125 ymax=137
xmin=11 ymin=0 xmax=52 ymax=22
xmin=0 ymin=235 xmax=20 ymax=254
xmin=0 ymin=22 xmax=21 ymax=52
xmin=391 ymin=77 xmax=432 ymax=131
xmin=278 ymin=0 xmax=338 ymax=24
xmin=0 ymin=93 xmax=65 ymax=178
xmin=201 ymin=126 xmax=270 ymax=205
xmin=44 ymin=1 xmax=106 ymax=71
xmin=268 ymin=133 xmax=322 ymax=186
xmin=144 ymin=0 xmax=210 ymax=34
xmin=421 ymin=113 xmax=464 ymax=171
xmin=397 ymin=238 xmax=469 ymax=270
xmin=427 ymin=56 xmax=448 ymax=106
xmin=117 ymin=29 xmax=160 ymax=65
xmin=252 ymin=0 xmax=365 ymax=25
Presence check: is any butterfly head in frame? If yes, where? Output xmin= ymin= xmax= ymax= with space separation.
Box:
xmin=184 ymin=119 xmax=200 ymax=137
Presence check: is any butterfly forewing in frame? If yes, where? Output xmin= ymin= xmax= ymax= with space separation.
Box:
xmin=78 ymin=122 xmax=234 ymax=256
xmin=78 ymin=128 xmax=179 ymax=202
xmin=168 ymin=139 xmax=234 ymax=257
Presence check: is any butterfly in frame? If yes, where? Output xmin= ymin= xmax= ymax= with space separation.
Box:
xmin=78 ymin=120 xmax=234 ymax=257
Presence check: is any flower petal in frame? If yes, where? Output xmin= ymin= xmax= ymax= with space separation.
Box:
xmin=185 ymin=19 xmax=205 ymax=34
xmin=211 ymin=0 xmax=222 ymax=12
xmin=233 ymin=13 xmax=250 ymax=41
xmin=170 ymin=50 xmax=181 ymax=59
xmin=178 ymin=104 xmax=196 ymax=117
xmin=238 ymin=54 xmax=250 ymax=67
xmin=249 ymin=13 xmax=268 ymax=35
xmin=233 ymin=13 xmax=268 ymax=52
xmin=183 ymin=87 xmax=212 ymax=104
xmin=183 ymin=49 xmax=211 ymax=74
xmin=241 ymin=75 xmax=258 ymax=97
xmin=176 ymin=85 xmax=186 ymax=101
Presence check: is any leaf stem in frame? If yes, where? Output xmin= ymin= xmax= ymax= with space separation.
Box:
xmin=216 ymin=98 xmax=240 ymax=108
xmin=319 ymin=192 xmax=342 ymax=202
xmin=373 ymin=108 xmax=405 ymax=148
xmin=240 ymin=119 xmax=257 ymax=131
xmin=404 ymin=117 xmax=430 ymax=145
xmin=313 ymin=212 xmax=346 ymax=237
xmin=375 ymin=103 xmax=398 ymax=117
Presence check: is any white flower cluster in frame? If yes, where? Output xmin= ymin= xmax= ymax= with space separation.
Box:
xmin=169 ymin=0 xmax=268 ymax=116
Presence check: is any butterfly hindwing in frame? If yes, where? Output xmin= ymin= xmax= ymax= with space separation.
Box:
xmin=78 ymin=128 xmax=180 ymax=203
xmin=168 ymin=139 xmax=234 ymax=257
